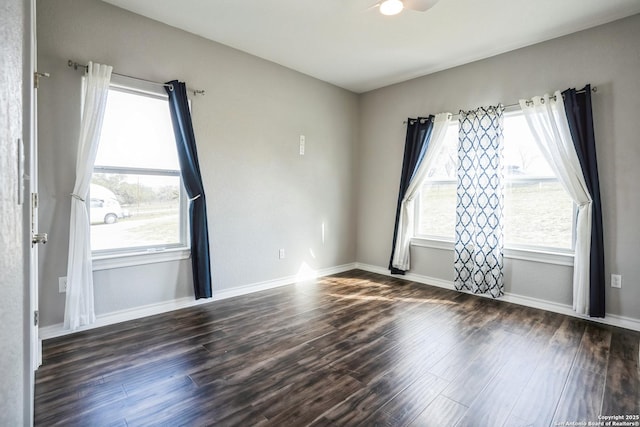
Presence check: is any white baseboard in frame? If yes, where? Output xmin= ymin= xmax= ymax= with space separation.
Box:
xmin=38 ymin=296 xmax=208 ymax=340
xmin=354 ymin=262 xmax=640 ymax=332
xmin=39 ymin=262 xmax=357 ymax=341
xmin=39 ymin=261 xmax=639 ymax=340
xmin=212 ymin=262 xmax=356 ymax=301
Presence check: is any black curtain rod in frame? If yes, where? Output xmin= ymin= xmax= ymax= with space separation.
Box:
xmin=67 ymin=60 xmax=205 ymax=96
xmin=503 ymin=86 xmax=597 ymax=110
xmin=404 ymin=86 xmax=598 ymax=124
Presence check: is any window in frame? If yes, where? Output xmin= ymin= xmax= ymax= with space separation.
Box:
xmin=90 ymin=79 xmax=188 ymax=257
xmin=416 ymin=110 xmax=575 ymax=252
xmin=416 ymin=121 xmax=458 ymax=239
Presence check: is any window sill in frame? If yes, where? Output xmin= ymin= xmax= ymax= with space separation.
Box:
xmin=411 ymin=237 xmax=574 ymax=267
xmin=92 ymin=247 xmax=191 ymax=271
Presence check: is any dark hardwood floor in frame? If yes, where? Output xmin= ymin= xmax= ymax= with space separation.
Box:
xmin=35 ymin=270 xmax=640 ymax=426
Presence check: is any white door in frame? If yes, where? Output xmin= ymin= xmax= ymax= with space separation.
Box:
xmin=28 ymin=0 xmax=44 ymax=371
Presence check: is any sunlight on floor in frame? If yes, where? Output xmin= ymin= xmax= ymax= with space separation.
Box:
xmin=327 ymin=293 xmax=459 ymax=305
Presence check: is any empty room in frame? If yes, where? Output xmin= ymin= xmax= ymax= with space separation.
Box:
xmin=2 ymin=0 xmax=640 ymax=425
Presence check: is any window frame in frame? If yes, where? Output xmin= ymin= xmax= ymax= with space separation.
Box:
xmin=412 ymin=109 xmax=577 ymax=265
xmin=90 ymin=75 xmax=190 ymax=268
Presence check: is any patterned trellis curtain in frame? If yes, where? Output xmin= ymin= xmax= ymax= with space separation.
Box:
xmin=454 ymin=105 xmax=505 ymax=297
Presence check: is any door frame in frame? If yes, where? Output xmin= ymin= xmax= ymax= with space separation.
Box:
xmin=24 ymin=1 xmax=39 ymax=425
xmin=28 ymin=0 xmax=41 ymax=372
xmin=26 ymin=0 xmax=40 ymax=372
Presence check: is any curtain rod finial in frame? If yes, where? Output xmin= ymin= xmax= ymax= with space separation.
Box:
xmin=67 ymin=60 xmax=85 ymax=71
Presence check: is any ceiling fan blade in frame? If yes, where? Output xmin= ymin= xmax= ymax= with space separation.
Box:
xmin=367 ymin=1 xmax=382 ymax=11
xmin=402 ymin=0 xmax=439 ymax=12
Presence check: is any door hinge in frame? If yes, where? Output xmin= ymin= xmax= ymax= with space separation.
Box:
xmin=34 ymin=310 xmax=39 ymax=327
xmin=34 ymin=71 xmax=50 ymax=89
xmin=32 ymin=192 xmax=38 ymax=209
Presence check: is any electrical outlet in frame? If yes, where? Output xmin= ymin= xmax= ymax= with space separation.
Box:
xmin=611 ymin=274 xmax=622 ymax=289
xmin=299 ymin=135 xmax=305 ymax=155
xmin=58 ymin=276 xmax=68 ymax=293
xmin=279 ymin=248 xmax=286 ymax=259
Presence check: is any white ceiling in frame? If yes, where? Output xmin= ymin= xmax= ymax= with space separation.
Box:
xmin=101 ymin=0 xmax=640 ymax=93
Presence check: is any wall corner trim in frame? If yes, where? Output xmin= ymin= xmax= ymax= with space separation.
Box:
xmin=354 ymin=262 xmax=640 ymax=332
xmin=39 ymin=262 xmax=357 ymax=341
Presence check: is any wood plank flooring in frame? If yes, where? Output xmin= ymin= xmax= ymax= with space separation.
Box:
xmin=34 ymin=270 xmax=640 ymax=426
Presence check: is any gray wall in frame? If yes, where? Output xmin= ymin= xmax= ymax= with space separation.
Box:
xmin=357 ymin=14 xmax=640 ymax=321
xmin=0 ymin=0 xmax=29 ymax=424
xmin=37 ymin=0 xmax=358 ymax=327
xmin=37 ymin=0 xmax=639 ymax=328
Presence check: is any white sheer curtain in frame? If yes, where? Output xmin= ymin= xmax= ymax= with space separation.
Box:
xmin=519 ymin=92 xmax=592 ymax=314
xmin=64 ymin=62 xmax=112 ymax=330
xmin=392 ymin=112 xmax=452 ymax=271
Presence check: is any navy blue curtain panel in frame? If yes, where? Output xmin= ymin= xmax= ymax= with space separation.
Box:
xmin=166 ymin=81 xmax=212 ymax=299
xmin=563 ymin=85 xmax=604 ymax=317
xmin=389 ymin=116 xmax=434 ymax=275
